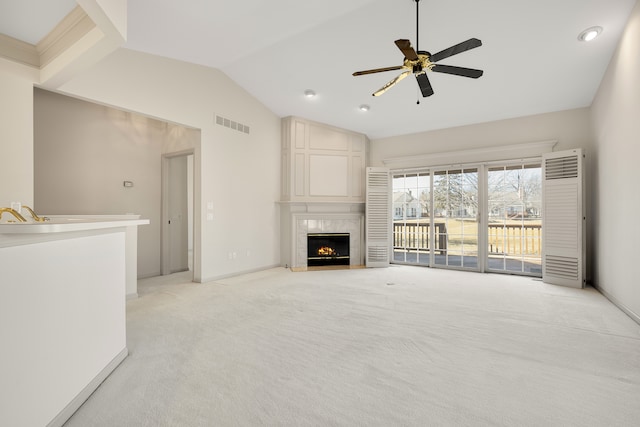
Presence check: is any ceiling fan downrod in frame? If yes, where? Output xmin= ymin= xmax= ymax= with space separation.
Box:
xmin=415 ymin=0 xmax=420 ymax=53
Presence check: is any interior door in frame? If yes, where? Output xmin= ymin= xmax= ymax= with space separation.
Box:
xmin=167 ymin=155 xmax=189 ymax=273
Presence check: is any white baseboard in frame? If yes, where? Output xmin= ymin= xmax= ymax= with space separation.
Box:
xmin=199 ymin=264 xmax=282 ymax=283
xmin=595 ymin=285 xmax=640 ymax=326
xmin=47 ymin=348 xmax=128 ymax=427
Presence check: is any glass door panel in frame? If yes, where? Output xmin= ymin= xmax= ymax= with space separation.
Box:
xmin=487 ymin=164 xmax=542 ymax=275
xmin=433 ymin=168 xmax=479 ymax=269
xmin=392 ymin=172 xmax=431 ymax=265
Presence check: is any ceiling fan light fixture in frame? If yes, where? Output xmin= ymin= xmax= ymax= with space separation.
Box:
xmin=578 ymin=26 xmax=602 ymax=42
xmin=359 ymin=104 xmax=370 ymax=112
xmin=304 ymin=89 xmax=316 ymax=98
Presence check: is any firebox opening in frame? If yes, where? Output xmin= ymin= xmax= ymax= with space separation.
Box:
xmin=307 ymin=233 xmax=350 ymax=267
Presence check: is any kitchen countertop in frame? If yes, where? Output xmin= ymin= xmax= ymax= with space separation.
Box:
xmin=0 ymin=215 xmax=149 ymax=234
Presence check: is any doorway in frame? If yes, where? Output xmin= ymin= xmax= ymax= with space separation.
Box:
xmin=162 ymin=151 xmax=194 ymax=276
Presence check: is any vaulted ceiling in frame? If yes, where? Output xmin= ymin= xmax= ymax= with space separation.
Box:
xmin=1 ymin=0 xmax=636 ymax=139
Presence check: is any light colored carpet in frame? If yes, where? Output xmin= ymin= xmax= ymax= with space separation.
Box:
xmin=64 ymin=266 xmax=640 ymax=426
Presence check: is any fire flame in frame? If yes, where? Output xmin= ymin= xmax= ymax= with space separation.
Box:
xmin=317 ymin=246 xmax=337 ymax=256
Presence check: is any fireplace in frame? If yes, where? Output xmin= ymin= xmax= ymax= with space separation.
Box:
xmin=285 ymin=208 xmax=363 ymax=269
xmin=307 ymin=233 xmax=350 ymax=267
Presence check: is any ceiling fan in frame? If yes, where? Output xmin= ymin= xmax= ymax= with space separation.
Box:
xmin=353 ymin=0 xmax=483 ymax=99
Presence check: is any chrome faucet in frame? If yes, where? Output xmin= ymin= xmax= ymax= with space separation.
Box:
xmin=22 ymin=205 xmax=49 ymax=222
xmin=0 ymin=207 xmax=28 ymax=222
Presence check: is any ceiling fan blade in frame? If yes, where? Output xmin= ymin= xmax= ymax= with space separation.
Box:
xmin=415 ymin=73 xmax=434 ymax=97
xmin=429 ymin=38 xmax=482 ymax=63
xmin=373 ymin=70 xmax=411 ymax=96
xmin=431 ymin=64 xmax=484 ymax=79
xmin=395 ymin=39 xmax=419 ymax=61
xmin=353 ymin=65 xmax=405 ymax=76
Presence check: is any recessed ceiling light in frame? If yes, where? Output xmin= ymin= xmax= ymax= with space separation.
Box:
xmin=359 ymin=104 xmax=370 ymax=112
xmin=304 ymin=89 xmax=316 ymax=98
xmin=578 ymin=26 xmax=603 ymax=42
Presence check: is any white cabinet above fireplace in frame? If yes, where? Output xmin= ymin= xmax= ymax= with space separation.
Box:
xmin=281 ymin=116 xmax=369 ymax=204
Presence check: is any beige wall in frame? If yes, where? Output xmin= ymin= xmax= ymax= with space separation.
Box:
xmin=0 ymin=59 xmax=38 ymax=208
xmin=0 ymin=0 xmax=126 ymax=210
xmin=58 ymin=49 xmax=282 ymax=282
xmin=3 ymin=1 xmax=639 ymax=320
xmin=590 ymin=0 xmax=640 ymax=322
xmin=369 ymin=107 xmax=595 ymax=278
xmin=34 ymin=88 xmax=199 ymax=278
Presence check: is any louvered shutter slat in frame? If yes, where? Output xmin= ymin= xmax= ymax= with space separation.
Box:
xmin=542 ymin=149 xmax=585 ymax=288
xmin=366 ymin=167 xmax=391 ymax=267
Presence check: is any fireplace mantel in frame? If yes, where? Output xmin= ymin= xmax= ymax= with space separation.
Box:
xmin=278 ymin=201 xmax=364 ymax=213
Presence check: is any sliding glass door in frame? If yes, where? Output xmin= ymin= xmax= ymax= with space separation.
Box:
xmin=391 ymin=161 xmax=542 ymax=277
xmin=433 ymin=168 xmax=479 ymax=269
xmin=487 ymin=164 xmax=542 ymax=274
xmin=392 ymin=172 xmax=431 ymax=265
xmin=392 ymin=168 xmax=479 ymax=270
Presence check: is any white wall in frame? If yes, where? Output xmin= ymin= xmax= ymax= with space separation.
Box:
xmin=0 ymin=59 xmax=38 ymax=208
xmin=370 ymin=108 xmax=593 ymax=166
xmin=1 ymin=230 xmax=127 ymax=426
xmin=590 ymin=0 xmax=640 ymax=322
xmin=58 ymin=49 xmax=282 ymax=282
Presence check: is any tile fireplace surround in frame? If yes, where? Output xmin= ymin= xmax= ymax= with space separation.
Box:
xmin=281 ymin=203 xmax=364 ymax=269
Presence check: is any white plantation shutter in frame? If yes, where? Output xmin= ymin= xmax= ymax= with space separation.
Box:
xmin=542 ymin=149 xmax=585 ymax=288
xmin=366 ymin=167 xmax=391 ymax=267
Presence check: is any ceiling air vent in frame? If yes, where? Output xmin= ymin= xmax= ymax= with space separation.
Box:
xmin=215 ymin=114 xmax=250 ymax=134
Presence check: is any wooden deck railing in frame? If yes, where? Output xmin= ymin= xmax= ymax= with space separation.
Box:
xmin=393 ymin=222 xmax=447 ymax=254
xmin=393 ymin=221 xmax=541 ymax=256
xmin=488 ymin=223 xmax=542 ymax=255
